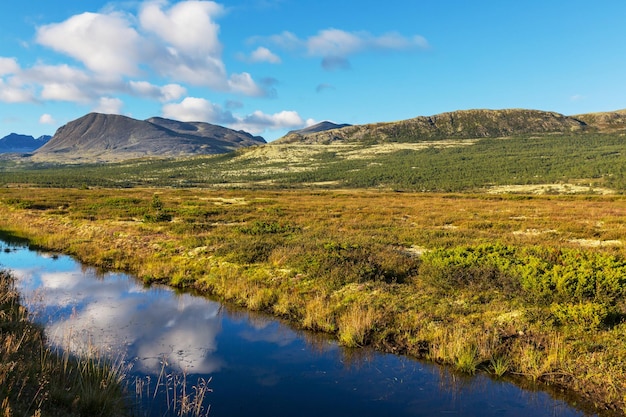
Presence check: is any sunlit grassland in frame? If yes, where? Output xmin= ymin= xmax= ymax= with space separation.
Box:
xmin=0 ymin=270 xmax=127 ymax=417
xmin=2 ymin=188 xmax=626 ymax=413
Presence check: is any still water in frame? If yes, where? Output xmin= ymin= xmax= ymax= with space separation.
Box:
xmin=0 ymin=239 xmax=598 ymax=417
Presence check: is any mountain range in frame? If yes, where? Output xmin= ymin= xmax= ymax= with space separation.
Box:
xmin=31 ymin=113 xmax=266 ymax=162
xmin=4 ymin=108 xmax=626 ymax=163
xmin=0 ymin=133 xmax=51 ymax=153
xmin=274 ymin=109 xmax=625 ymax=145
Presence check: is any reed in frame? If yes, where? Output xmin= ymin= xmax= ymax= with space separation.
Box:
xmin=133 ymin=358 xmax=212 ymax=417
xmin=337 ymin=303 xmax=378 ymax=348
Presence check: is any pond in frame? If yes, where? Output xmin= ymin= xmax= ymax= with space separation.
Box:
xmin=0 ymin=238 xmax=600 ymax=417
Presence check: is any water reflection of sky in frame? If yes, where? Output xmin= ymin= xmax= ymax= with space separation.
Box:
xmin=0 ymin=243 xmax=597 ymax=417
xmin=1 ymin=247 xmax=223 ymax=374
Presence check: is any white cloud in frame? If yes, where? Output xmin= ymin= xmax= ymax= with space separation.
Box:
xmin=254 ymin=31 xmax=301 ymax=50
xmin=248 ymin=47 xmax=281 ymax=64
xmin=94 ymin=97 xmax=123 ymax=114
xmin=128 ymin=80 xmax=186 ymax=102
xmin=307 ymin=29 xmax=363 ymax=57
xmin=139 ymin=1 xmax=242 ymax=90
xmin=162 ymin=97 xmax=235 ymax=124
xmin=162 ymin=97 xmax=311 ymax=135
xmin=41 ymin=82 xmax=91 ymax=102
xmin=307 ymin=29 xmax=430 ymax=56
xmin=3 ymin=62 xmax=124 ymax=104
xmin=159 ymin=83 xmax=187 ymax=102
xmin=0 ymin=57 xmax=19 ymax=76
xmin=23 ymin=1 xmax=264 ymax=103
xmin=39 ymin=113 xmax=56 ymax=124
xmin=231 ymin=110 xmax=309 ymax=134
xmin=228 ymin=72 xmax=265 ymax=96
xmin=36 ymin=12 xmax=143 ymax=76
xmin=259 ymin=28 xmax=429 ymax=70
xmin=139 ymin=1 xmax=224 ymax=57
xmin=0 ymin=79 xmax=34 ymax=103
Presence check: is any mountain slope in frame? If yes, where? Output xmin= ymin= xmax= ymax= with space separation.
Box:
xmin=275 ymin=109 xmax=588 ymax=144
xmin=572 ymin=109 xmax=626 ymax=131
xmin=280 ymin=121 xmax=352 ymax=143
xmin=32 ymin=113 xmax=265 ymax=162
xmin=0 ymin=133 xmax=51 ymax=153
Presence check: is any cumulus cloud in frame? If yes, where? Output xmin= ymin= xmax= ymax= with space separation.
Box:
xmin=230 ymin=110 xmax=312 ymax=134
xmin=39 ymin=113 xmax=56 ymax=124
xmin=227 ymin=72 xmax=265 ymax=96
xmin=0 ymin=79 xmax=34 ymax=102
xmin=162 ymin=97 xmax=235 ymax=124
xmin=0 ymin=57 xmax=33 ymax=102
xmin=36 ymin=12 xmax=143 ymax=76
xmin=94 ymin=97 xmax=123 ymax=114
xmin=138 ymin=1 xmax=264 ymax=94
xmin=0 ymin=0 xmax=266 ymax=109
xmin=0 ymin=57 xmax=19 ymax=76
xmin=41 ymin=82 xmax=91 ymax=102
xmin=128 ymin=81 xmax=187 ymax=102
xmin=257 ymin=28 xmax=429 ymax=70
xmin=247 ymin=47 xmax=282 ymax=64
xmin=162 ymin=97 xmax=312 ymax=135
xmin=3 ymin=62 xmax=129 ymax=105
xmin=139 ymin=1 xmax=224 ymax=57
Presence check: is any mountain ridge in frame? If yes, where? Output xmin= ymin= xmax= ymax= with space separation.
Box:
xmin=275 ymin=109 xmax=594 ymax=145
xmin=32 ymin=113 xmax=265 ymax=162
xmin=16 ymin=107 xmax=626 ymax=163
xmin=0 ymin=133 xmax=51 ymax=153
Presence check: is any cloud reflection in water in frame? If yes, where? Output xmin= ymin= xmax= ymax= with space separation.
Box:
xmin=13 ymin=264 xmax=223 ymax=375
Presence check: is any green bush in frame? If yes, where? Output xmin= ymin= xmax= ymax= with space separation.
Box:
xmin=419 ymin=243 xmax=521 ymax=292
xmin=550 ymin=302 xmax=610 ymax=330
xmin=420 ymin=244 xmax=626 ymax=305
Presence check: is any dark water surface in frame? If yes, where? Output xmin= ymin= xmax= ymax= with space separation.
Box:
xmin=0 ymin=240 xmax=598 ymax=417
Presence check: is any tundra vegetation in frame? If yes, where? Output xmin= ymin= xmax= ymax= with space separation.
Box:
xmin=1 ymin=188 xmax=626 ymax=414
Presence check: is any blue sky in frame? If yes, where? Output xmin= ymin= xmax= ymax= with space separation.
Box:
xmin=1 ymin=0 xmax=625 ymax=141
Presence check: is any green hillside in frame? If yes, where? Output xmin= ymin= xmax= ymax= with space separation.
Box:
xmin=1 ymin=108 xmax=625 ymax=192
xmin=0 ymin=131 xmax=624 ymax=193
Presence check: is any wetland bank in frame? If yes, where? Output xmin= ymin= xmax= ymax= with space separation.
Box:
xmin=2 ymin=187 xmax=626 ymax=414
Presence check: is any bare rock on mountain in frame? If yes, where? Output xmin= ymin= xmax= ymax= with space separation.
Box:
xmin=33 ymin=113 xmax=265 ymax=162
xmin=277 ymin=121 xmax=352 ymax=144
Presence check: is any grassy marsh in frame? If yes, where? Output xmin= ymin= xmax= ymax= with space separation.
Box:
xmin=1 ymin=188 xmax=626 ymax=414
